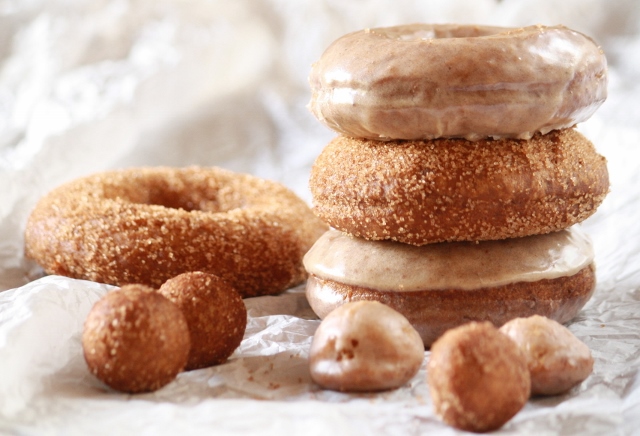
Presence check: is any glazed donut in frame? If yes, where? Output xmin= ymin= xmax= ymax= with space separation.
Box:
xmin=304 ymin=227 xmax=596 ymax=346
xmin=25 ymin=167 xmax=327 ymax=297
xmin=309 ymin=129 xmax=609 ymax=245
xmin=309 ymin=24 xmax=607 ymax=140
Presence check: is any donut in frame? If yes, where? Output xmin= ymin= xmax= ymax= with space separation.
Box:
xmin=309 ymin=24 xmax=607 ymax=140
xmin=428 ymin=321 xmax=531 ymax=432
xmin=309 ymin=129 xmax=609 ymax=245
xmin=159 ymin=271 xmax=247 ymax=370
xmin=24 ymin=166 xmax=327 ymax=297
xmin=304 ymin=227 xmax=596 ymax=347
xmin=500 ymin=315 xmax=594 ymax=396
xmin=308 ymin=300 xmax=424 ymax=392
xmin=82 ymin=284 xmax=190 ymax=393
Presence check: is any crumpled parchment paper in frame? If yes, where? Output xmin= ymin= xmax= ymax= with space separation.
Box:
xmin=1 ymin=1 xmax=640 ymax=434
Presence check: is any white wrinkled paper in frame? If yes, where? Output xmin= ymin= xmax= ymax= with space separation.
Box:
xmin=1 ymin=1 xmax=639 ymax=434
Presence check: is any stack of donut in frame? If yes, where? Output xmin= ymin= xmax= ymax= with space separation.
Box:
xmin=303 ymin=24 xmax=609 ymax=346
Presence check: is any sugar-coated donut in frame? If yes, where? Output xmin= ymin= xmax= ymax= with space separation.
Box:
xmin=82 ymin=284 xmax=190 ymax=393
xmin=310 ymin=129 xmax=608 ymax=245
xmin=428 ymin=321 xmax=531 ymax=432
xmin=159 ymin=272 xmax=247 ymax=370
xmin=309 ymin=300 xmax=424 ymax=392
xmin=24 ymin=167 xmax=327 ymax=297
xmin=309 ymin=24 xmax=607 ymax=140
xmin=304 ymin=227 xmax=596 ymax=347
xmin=500 ymin=315 xmax=594 ymax=396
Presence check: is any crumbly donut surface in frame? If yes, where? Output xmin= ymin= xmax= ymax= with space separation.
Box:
xmin=25 ymin=166 xmax=327 ymax=297
xmin=306 ymin=264 xmax=596 ymax=347
xmin=159 ymin=272 xmax=247 ymax=370
xmin=428 ymin=321 xmax=531 ymax=432
xmin=310 ymin=129 xmax=608 ymax=245
xmin=309 ymin=24 xmax=607 ymax=140
xmin=82 ymin=284 xmax=190 ymax=393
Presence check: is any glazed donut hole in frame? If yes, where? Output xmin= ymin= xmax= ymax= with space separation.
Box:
xmin=159 ymin=271 xmax=247 ymax=371
xmin=427 ymin=321 xmax=531 ymax=433
xmin=309 ymin=300 xmax=424 ymax=392
xmin=82 ymin=284 xmax=190 ymax=394
xmin=500 ymin=315 xmax=594 ymax=396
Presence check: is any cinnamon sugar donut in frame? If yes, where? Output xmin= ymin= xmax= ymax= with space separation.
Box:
xmin=304 ymin=228 xmax=596 ymax=347
xmin=309 ymin=24 xmax=607 ymax=140
xmin=309 ymin=129 xmax=609 ymax=245
xmin=25 ymin=167 xmax=327 ymax=297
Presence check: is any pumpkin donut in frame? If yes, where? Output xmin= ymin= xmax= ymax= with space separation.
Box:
xmin=309 ymin=129 xmax=608 ymax=245
xmin=309 ymin=24 xmax=607 ymax=140
xmin=25 ymin=166 xmax=327 ymax=297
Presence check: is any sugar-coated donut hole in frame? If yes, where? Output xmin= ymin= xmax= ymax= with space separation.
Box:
xmin=159 ymin=272 xmax=247 ymax=371
xmin=428 ymin=321 xmax=531 ymax=433
xmin=82 ymin=284 xmax=190 ymax=394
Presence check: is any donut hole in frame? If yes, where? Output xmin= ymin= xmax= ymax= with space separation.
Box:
xmin=101 ymin=175 xmax=249 ymax=213
xmin=376 ymin=24 xmax=506 ymax=42
xmin=144 ymin=181 xmax=245 ymax=214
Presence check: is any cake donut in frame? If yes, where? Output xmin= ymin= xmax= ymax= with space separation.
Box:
xmin=309 ymin=24 xmax=607 ymax=141
xmin=25 ymin=167 xmax=327 ymax=297
xmin=309 ymin=300 xmax=424 ymax=392
xmin=304 ymin=227 xmax=596 ymax=346
xmin=159 ymin=272 xmax=247 ymax=370
xmin=82 ymin=284 xmax=191 ymax=393
xmin=428 ymin=321 xmax=531 ymax=432
xmin=310 ymin=129 xmax=609 ymax=245
xmin=500 ymin=315 xmax=594 ymax=396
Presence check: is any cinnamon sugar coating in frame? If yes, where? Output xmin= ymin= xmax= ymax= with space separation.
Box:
xmin=306 ymin=264 xmax=596 ymax=347
xmin=82 ymin=284 xmax=190 ymax=393
xmin=310 ymin=129 xmax=608 ymax=245
xmin=159 ymin=272 xmax=247 ymax=370
xmin=428 ymin=321 xmax=531 ymax=432
xmin=309 ymin=24 xmax=607 ymax=140
xmin=25 ymin=167 xmax=328 ymax=297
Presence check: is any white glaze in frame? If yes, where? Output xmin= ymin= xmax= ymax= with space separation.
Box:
xmin=309 ymin=24 xmax=608 ymax=140
xmin=303 ymin=227 xmax=594 ymax=291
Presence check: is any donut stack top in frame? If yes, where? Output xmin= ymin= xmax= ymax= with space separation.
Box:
xmin=309 ymin=24 xmax=607 ymax=142
xmin=307 ymin=24 xmax=609 ymax=246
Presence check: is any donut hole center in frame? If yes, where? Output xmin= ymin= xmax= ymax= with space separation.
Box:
xmin=377 ymin=24 xmax=506 ymax=41
xmin=104 ymin=173 xmax=252 ymax=213
xmin=146 ymin=189 xmax=244 ymax=213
